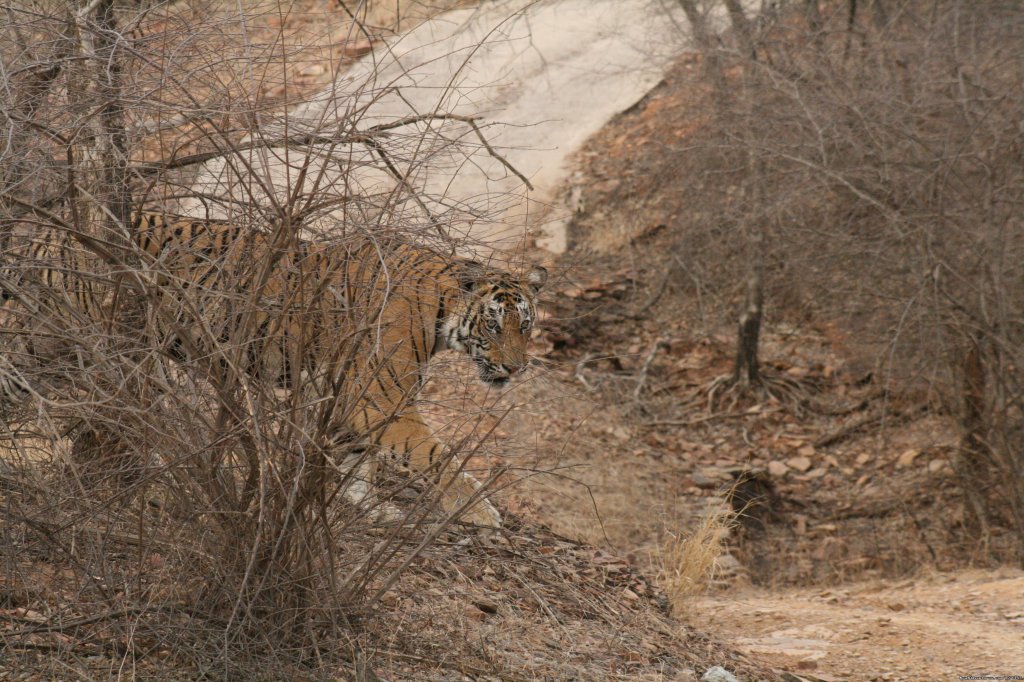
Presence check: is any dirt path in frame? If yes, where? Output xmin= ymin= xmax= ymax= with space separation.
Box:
xmin=190 ymin=0 xmax=742 ymax=255
xmin=695 ymin=569 xmax=1024 ymax=681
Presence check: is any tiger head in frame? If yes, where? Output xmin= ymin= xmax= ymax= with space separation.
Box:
xmin=440 ymin=263 xmax=548 ymax=386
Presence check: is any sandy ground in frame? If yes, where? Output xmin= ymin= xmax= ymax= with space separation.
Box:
xmin=696 ymin=569 xmax=1024 ymax=681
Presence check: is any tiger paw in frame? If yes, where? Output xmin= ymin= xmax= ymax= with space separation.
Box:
xmin=461 ymin=497 xmax=502 ymax=529
xmin=442 ymin=472 xmax=502 ymax=528
xmin=372 ymin=501 xmax=404 ymax=524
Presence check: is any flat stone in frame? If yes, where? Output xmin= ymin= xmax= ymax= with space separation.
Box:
xmin=787 ymin=455 xmax=813 ymax=472
xmin=691 ymin=471 xmax=719 ymax=489
xmin=701 ymin=666 xmax=739 ymax=682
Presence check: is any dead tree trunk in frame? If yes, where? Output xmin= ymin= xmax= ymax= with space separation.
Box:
xmin=805 ymin=0 xmax=826 ymax=50
xmin=844 ymin=0 xmax=859 ymax=59
xmin=723 ymin=0 xmax=765 ymax=389
xmin=676 ymin=0 xmax=782 ymax=405
xmin=64 ymin=0 xmax=137 ymax=480
xmin=959 ymin=331 xmax=992 ymax=536
xmin=732 ymin=254 xmax=763 ymax=386
xmin=65 ymin=0 xmax=130 ymax=236
xmin=723 ymin=0 xmax=756 ymax=59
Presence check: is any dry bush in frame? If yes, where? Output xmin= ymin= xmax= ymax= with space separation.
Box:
xmin=659 ymin=0 xmax=1024 ymax=556
xmin=0 ymin=1 xmax=527 ymax=677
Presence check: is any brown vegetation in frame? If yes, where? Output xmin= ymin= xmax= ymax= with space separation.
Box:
xmin=533 ymin=5 xmax=1024 ymax=676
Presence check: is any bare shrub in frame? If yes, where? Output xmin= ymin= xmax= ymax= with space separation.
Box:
xmin=659 ymin=0 xmax=1024 ymax=556
xmin=0 ymin=1 xmax=533 ymax=676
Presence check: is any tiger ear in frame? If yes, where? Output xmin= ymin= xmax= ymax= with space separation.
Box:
xmin=526 ymin=265 xmax=547 ymax=294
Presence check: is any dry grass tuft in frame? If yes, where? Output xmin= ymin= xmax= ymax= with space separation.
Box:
xmin=658 ymin=507 xmax=734 ymax=613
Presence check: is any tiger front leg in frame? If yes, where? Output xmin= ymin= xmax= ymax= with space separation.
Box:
xmin=333 ymin=448 xmax=403 ymax=525
xmin=377 ymin=412 xmax=502 ymax=529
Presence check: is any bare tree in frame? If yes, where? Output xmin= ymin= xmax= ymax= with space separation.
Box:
xmin=674 ymin=0 xmax=802 ymax=409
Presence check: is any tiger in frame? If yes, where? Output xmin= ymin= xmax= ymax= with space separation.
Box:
xmin=0 ymin=210 xmax=547 ymax=528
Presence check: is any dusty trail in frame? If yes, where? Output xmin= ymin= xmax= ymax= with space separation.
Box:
xmin=696 ymin=570 xmax=1024 ymax=681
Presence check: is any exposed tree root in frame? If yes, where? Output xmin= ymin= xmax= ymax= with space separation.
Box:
xmin=700 ymin=367 xmax=820 ymax=416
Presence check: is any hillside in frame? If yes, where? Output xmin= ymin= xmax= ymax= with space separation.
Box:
xmin=3 ymin=1 xmax=1023 ymax=681
xmin=511 ymin=31 xmax=1024 ymax=679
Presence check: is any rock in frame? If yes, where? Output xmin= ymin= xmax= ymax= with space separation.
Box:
xmin=895 ymin=448 xmax=920 ymax=468
xmin=342 ymin=38 xmax=373 ymax=58
xmin=787 ymin=455 xmax=813 ymax=472
xmin=611 ymin=426 xmax=631 ymax=442
xmin=701 ymin=666 xmax=739 ymax=682
xmin=928 ymin=458 xmax=948 ymax=474
xmin=768 ymin=460 xmax=790 ymax=477
xmin=692 ymin=471 xmax=719 ymax=489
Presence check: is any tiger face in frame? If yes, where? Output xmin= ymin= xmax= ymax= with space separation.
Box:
xmin=441 ymin=264 xmax=547 ymax=386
